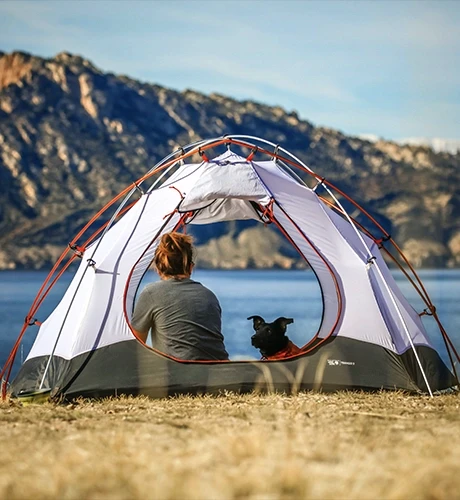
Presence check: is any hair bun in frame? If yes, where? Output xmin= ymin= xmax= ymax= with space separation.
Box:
xmin=154 ymin=232 xmax=194 ymax=277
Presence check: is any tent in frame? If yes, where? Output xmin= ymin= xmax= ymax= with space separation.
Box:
xmin=2 ymin=135 xmax=458 ymax=400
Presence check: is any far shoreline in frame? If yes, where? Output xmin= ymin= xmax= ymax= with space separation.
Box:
xmin=1 ymin=266 xmax=460 ymax=273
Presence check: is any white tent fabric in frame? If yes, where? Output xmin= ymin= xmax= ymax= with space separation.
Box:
xmin=26 ymin=150 xmax=434 ymax=363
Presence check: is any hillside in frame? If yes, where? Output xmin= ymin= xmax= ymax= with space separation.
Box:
xmin=0 ymin=50 xmax=459 ymax=269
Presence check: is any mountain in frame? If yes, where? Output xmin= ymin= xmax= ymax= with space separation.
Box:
xmin=399 ymin=138 xmax=460 ymax=155
xmin=0 ymin=50 xmax=459 ymax=269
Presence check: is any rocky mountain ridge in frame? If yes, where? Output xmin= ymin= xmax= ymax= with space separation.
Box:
xmin=0 ymin=50 xmax=459 ymax=269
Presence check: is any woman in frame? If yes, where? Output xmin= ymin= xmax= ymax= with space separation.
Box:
xmin=131 ymin=232 xmax=229 ymax=360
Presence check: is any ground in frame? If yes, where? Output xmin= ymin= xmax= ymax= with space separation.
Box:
xmin=0 ymin=391 xmax=459 ymax=499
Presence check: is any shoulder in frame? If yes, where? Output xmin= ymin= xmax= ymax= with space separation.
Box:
xmin=189 ymin=279 xmax=212 ymax=292
xmin=189 ymin=279 xmax=220 ymax=300
xmin=139 ymin=281 xmax=164 ymax=297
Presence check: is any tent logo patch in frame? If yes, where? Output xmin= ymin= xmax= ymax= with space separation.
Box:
xmin=327 ymin=359 xmax=356 ymax=367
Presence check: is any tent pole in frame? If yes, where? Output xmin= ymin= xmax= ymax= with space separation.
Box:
xmin=318 ymin=187 xmax=434 ymax=396
xmin=373 ymin=263 xmax=434 ymax=396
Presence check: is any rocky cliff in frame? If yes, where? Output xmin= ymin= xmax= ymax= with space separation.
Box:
xmin=0 ymin=50 xmax=459 ymax=269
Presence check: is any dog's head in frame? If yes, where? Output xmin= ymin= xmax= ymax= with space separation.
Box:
xmin=248 ymin=315 xmax=294 ymax=358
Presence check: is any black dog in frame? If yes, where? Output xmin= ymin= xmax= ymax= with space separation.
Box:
xmin=248 ymin=315 xmax=300 ymax=360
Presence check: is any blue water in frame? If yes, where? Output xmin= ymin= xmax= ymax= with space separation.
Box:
xmin=1 ymin=269 xmax=460 ymax=377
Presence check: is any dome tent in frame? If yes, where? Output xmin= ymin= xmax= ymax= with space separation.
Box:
xmin=2 ymin=135 xmax=458 ymax=401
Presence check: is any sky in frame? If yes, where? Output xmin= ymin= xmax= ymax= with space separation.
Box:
xmin=0 ymin=0 xmax=459 ymax=144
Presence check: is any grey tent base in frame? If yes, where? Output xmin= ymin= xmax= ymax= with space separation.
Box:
xmin=11 ymin=337 xmax=457 ymax=400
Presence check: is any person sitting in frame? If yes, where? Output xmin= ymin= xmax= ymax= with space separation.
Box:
xmin=131 ymin=232 xmax=229 ymax=361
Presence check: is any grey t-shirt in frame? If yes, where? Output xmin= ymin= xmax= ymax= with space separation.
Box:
xmin=131 ymin=278 xmax=229 ymax=361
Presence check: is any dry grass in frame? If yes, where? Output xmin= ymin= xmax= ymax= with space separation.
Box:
xmin=0 ymin=391 xmax=459 ymax=500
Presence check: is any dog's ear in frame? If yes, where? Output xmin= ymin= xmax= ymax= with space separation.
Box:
xmin=274 ymin=317 xmax=294 ymax=334
xmin=247 ymin=315 xmax=265 ymax=330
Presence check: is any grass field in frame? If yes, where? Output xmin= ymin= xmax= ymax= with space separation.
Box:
xmin=0 ymin=391 xmax=459 ymax=500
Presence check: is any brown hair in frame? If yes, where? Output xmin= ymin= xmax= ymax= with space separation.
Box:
xmin=154 ymin=232 xmax=194 ymax=278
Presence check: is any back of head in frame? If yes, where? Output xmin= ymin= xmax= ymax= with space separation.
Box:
xmin=154 ymin=232 xmax=194 ymax=278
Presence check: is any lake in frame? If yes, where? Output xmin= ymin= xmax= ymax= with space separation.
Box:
xmin=1 ymin=269 xmax=460 ymax=378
